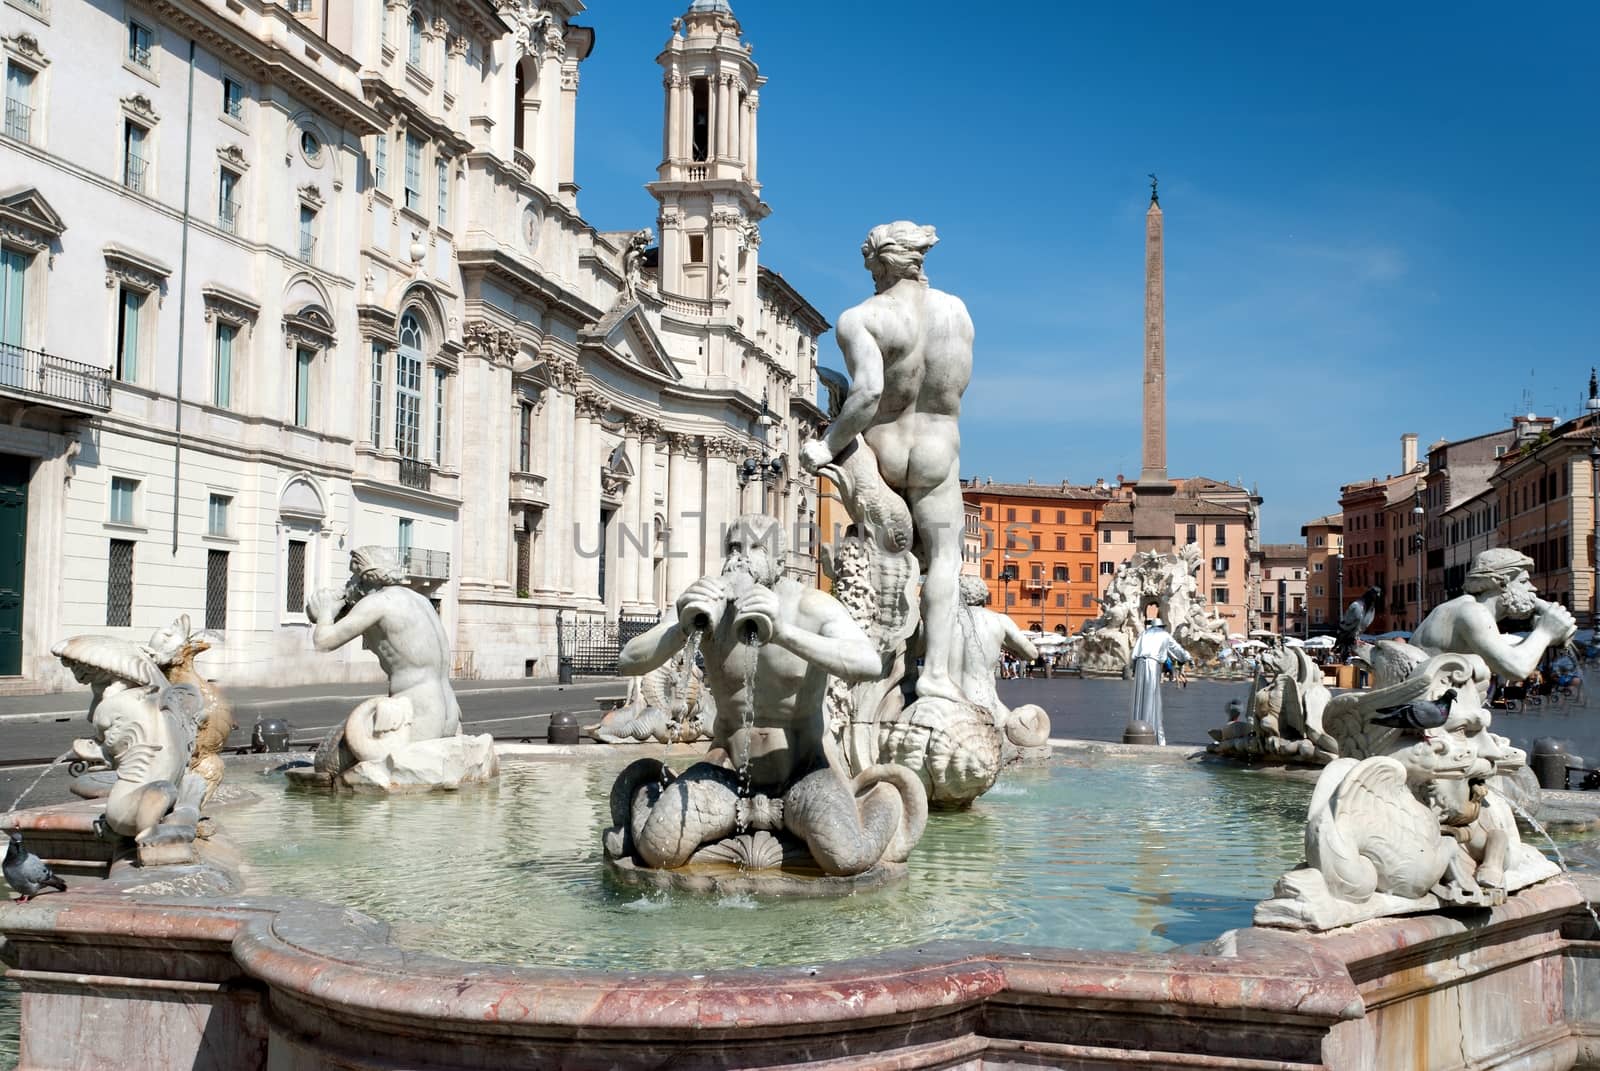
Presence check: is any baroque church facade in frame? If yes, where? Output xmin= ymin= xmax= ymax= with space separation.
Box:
xmin=0 ymin=0 xmax=826 ymax=688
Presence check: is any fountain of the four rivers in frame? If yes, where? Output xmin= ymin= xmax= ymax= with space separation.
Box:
xmin=3 ymin=223 xmax=1600 ymax=1070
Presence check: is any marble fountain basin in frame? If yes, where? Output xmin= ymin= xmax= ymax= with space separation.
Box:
xmin=3 ymin=745 xmax=1600 ymax=1070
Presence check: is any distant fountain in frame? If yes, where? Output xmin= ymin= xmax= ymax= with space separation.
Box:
xmin=1078 ymin=545 xmax=1228 ymax=676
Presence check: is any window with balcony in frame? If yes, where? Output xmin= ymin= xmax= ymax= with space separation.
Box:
xmin=122 ymin=120 xmax=148 ymax=192
xmin=4 ymin=62 xmax=35 ymax=144
xmin=369 ymin=343 xmax=385 ymax=444
xmin=0 ymin=246 xmax=28 ymax=351
xmin=432 ymin=366 xmax=446 ymax=464
xmin=126 ymin=19 xmax=153 ymax=68
xmin=394 ymin=314 xmax=423 ymax=458
xmin=115 ymin=285 xmax=145 ymax=382
xmin=217 ymin=167 xmax=240 ymax=233
xmin=403 ymin=133 xmax=423 ymax=212
xmin=298 ymin=204 xmax=316 ymax=263
xmin=222 ymin=75 xmax=244 ymax=120
xmin=293 ymin=346 xmax=313 ymax=427
xmin=212 ymin=321 xmax=234 ymax=407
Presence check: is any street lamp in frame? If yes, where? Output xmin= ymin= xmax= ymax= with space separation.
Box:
xmin=1000 ymin=562 xmax=1018 ymax=622
xmin=738 ymin=390 xmax=785 ymax=513
xmin=1412 ymin=487 xmax=1425 ymax=631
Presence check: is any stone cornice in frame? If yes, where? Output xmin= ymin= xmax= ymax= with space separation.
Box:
xmin=200 ymin=284 xmax=260 ymax=324
xmin=2 ymin=31 xmax=49 ymax=67
xmin=103 ymin=244 xmax=172 ymax=298
xmin=362 ymin=76 xmax=473 ymax=157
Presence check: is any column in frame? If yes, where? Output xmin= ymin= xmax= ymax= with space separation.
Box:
xmin=558 ymin=63 xmax=580 ymax=203
xmin=702 ymin=438 xmax=733 ymax=575
xmin=716 ymin=76 xmax=731 ymax=158
xmin=679 ymin=77 xmax=693 ymax=163
xmin=572 ymin=391 xmax=602 ymax=601
xmin=632 ymin=422 xmax=658 ymax=608
xmin=665 ymin=434 xmax=693 ymax=600
xmin=661 ymin=74 xmax=674 ymax=161
xmin=617 ymin=421 xmax=642 ymax=608
xmin=728 ymin=86 xmax=740 ymax=160
xmin=738 ymin=97 xmax=751 ymax=167
xmin=746 ymin=93 xmax=758 ymax=183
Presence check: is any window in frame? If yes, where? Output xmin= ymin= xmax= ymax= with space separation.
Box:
xmin=298 ymin=204 xmax=316 ymax=263
xmin=1056 ymin=510 xmax=1065 ymax=524
xmin=206 ymin=493 xmax=230 ymax=537
xmin=1 ymin=246 xmax=28 ymax=349
xmin=109 ymin=476 xmax=137 ymax=525
xmin=1262 ymin=594 xmax=1274 ymax=613
xmin=688 ymin=234 xmax=705 ymax=264
xmin=205 ymin=549 xmax=228 ymax=630
xmin=398 ymin=517 xmax=413 ymax=557
xmin=403 ymin=134 xmax=423 ymax=211
xmin=299 ymin=129 xmax=321 ymax=164
xmin=222 ymin=75 xmax=244 ymax=120
xmin=1052 ymin=565 xmax=1068 ymax=582
xmin=285 ymin=539 xmax=306 ymax=614
xmin=1030 ymin=509 xmax=1040 ymax=524
xmin=1212 ymin=587 xmax=1229 ymax=605
xmin=1005 ymin=591 xmax=1014 ymax=606
xmin=1006 ymin=508 xmax=1015 ymax=523
xmin=983 ymin=561 xmax=992 ymax=579
xmin=289 ymin=0 xmax=312 ymax=12
xmin=1102 ymin=528 xmax=1111 ymax=543
xmin=436 ymin=158 xmax=449 ymax=226
xmin=690 ymin=78 xmax=709 ymax=160
xmin=432 ymin=366 xmax=446 ymax=464
xmin=1100 ymin=561 xmax=1114 ymax=575
xmin=212 ymin=321 xmax=235 ymax=407
xmin=127 ymin=19 xmax=153 ymax=68
xmin=1315 ymin=536 xmax=1325 ymax=547
xmin=395 ymin=314 xmax=423 ymax=457
xmin=373 ymin=133 xmax=388 ymax=192
xmin=115 ymin=286 xmax=144 ymax=381
xmin=1030 ymin=534 xmax=1040 ymax=551
xmin=123 ymin=121 xmax=148 ymax=193
xmin=1081 ymin=511 xmax=1091 ymax=525
xmin=4 ymin=63 xmax=35 ymax=144
xmin=1055 ymin=535 xmax=1065 ymax=552
xmin=1314 ymin=585 xmax=1324 ymax=596
xmin=1313 ymin=561 xmax=1324 ymax=572
xmin=1080 ymin=564 xmax=1091 ymax=583
xmin=1080 ymin=535 xmax=1091 ymax=552
xmin=407 ymin=10 xmax=424 ymax=67
xmin=1313 ymin=608 xmax=1325 ymax=624
xmin=107 ymin=539 xmax=135 ymax=627
xmin=1212 ymin=556 xmax=1228 ymax=574
xmin=1056 ymin=594 xmax=1065 ymax=607
xmin=1185 ymin=523 xmax=1196 ymax=544
xmin=518 ymin=401 xmax=532 ymax=471
xmin=293 ymin=346 xmax=313 ymax=427
xmin=218 ymin=167 xmax=241 ymax=233
xmin=1214 ymin=523 xmax=1226 ymax=546
xmin=369 ymin=343 xmax=385 ymax=444
xmin=1080 ymin=593 xmax=1092 ymax=608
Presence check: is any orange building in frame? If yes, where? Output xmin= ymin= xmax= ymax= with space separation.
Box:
xmin=961 ymin=479 xmax=1112 ymax=633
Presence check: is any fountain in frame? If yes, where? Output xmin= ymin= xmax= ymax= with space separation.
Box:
xmin=1078 ymin=544 xmax=1229 ymax=676
xmin=5 ymin=236 xmax=1600 ymax=1070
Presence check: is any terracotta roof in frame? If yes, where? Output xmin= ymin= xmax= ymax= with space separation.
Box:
xmin=1101 ymin=502 xmax=1134 ymax=524
xmin=1172 ymin=496 xmax=1249 ymax=518
xmin=1261 ymin=543 xmax=1306 ymax=559
xmin=962 ymin=481 xmax=1114 ymax=501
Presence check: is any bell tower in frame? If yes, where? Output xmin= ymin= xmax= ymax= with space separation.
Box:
xmin=648 ymin=0 xmax=767 ymax=324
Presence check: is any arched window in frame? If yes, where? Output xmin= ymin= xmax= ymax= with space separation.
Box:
xmin=395 ymin=312 xmax=423 ymax=459
xmin=407 ymin=10 xmax=423 ymax=67
xmin=513 ymin=62 xmax=527 ymax=151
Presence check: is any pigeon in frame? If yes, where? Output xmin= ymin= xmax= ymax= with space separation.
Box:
xmin=1371 ymin=688 xmax=1457 ymax=733
xmin=4 ymin=830 xmax=68 ymax=902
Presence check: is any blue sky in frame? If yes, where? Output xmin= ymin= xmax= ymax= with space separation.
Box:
xmin=567 ymin=2 xmax=1599 ymax=542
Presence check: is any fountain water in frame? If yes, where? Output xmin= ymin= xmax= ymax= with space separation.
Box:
xmin=1508 ymin=796 xmax=1600 ymax=933
xmin=7 ymin=751 xmax=73 ymax=815
xmin=734 ymin=627 xmax=761 ymax=836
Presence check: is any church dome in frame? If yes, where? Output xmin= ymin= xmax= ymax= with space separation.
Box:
xmin=686 ymin=0 xmax=734 ymax=12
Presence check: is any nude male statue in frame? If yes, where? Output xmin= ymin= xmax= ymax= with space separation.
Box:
xmin=1412 ymin=547 xmax=1576 ymax=681
xmin=951 ymin=575 xmax=1050 ymax=748
xmin=612 ymin=515 xmax=924 ymax=876
xmin=799 ymin=221 xmax=973 ymax=704
xmin=307 ymin=546 xmax=462 ymax=759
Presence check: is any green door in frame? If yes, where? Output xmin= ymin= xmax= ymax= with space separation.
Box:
xmin=0 ymin=454 xmax=28 ymax=675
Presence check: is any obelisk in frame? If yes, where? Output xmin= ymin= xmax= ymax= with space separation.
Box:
xmin=1132 ymin=175 xmax=1176 ymax=554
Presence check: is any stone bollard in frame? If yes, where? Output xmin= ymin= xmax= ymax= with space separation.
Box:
xmin=547 ymin=711 xmax=580 ymax=745
xmin=1123 ymin=720 xmax=1157 ymax=746
xmin=1531 ymin=738 xmax=1572 ymax=790
xmin=558 ymin=656 xmax=574 ymax=685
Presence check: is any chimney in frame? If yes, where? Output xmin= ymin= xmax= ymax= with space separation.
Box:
xmin=1401 ymin=433 xmax=1418 ymax=473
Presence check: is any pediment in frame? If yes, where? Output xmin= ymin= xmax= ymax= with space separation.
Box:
xmin=581 ymin=304 xmax=680 ymax=382
xmin=0 ymin=187 xmax=66 ymax=248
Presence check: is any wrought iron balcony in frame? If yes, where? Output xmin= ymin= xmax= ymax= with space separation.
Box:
xmin=0 ymin=343 xmax=112 ymax=412
xmin=398 ymin=456 xmax=431 ymax=491
xmin=298 ymin=232 xmax=315 ymax=263
xmin=124 ymin=155 xmax=148 ymax=194
xmin=218 ymin=197 xmax=240 ymax=234
xmin=393 ymin=546 xmax=449 ymax=581
xmin=4 ymin=98 xmax=32 ymax=144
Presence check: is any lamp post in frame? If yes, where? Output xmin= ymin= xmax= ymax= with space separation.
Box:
xmin=738 ymin=390 xmax=784 ymax=514
xmin=1412 ymin=487 xmax=1425 ymax=631
xmin=1000 ymin=562 xmax=1018 ymax=625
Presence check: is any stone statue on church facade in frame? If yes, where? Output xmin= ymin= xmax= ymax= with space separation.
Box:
xmin=1256 ymin=549 xmax=1566 ymax=931
xmin=292 ymin=547 xmax=496 ymax=792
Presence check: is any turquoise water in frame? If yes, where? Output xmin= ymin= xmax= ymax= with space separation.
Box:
xmin=218 ymin=754 xmax=1312 ymax=969
xmin=0 ymin=755 xmax=1315 ymax=1063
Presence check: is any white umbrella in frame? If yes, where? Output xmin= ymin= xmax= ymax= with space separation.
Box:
xmin=1234 ymin=639 xmax=1267 ymax=650
xmin=1228 ymin=633 xmax=1247 ymax=642
xmin=1284 ymin=637 xmax=1306 ymax=647
xmin=1304 ymin=636 xmax=1335 ymax=649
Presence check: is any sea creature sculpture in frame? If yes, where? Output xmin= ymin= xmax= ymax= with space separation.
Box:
xmin=143 ymin=615 xmax=234 ymax=804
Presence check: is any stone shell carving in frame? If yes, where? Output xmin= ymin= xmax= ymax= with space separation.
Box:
xmin=877 ymin=697 xmax=1002 ymax=809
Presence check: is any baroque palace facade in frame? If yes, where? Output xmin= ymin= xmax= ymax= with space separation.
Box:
xmin=0 ymin=0 xmax=826 ymax=688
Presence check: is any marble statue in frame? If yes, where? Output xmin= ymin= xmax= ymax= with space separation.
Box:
xmin=1079 ymin=547 xmax=1227 ymax=676
xmin=593 ymin=648 xmax=714 ymax=745
xmin=951 ymin=576 xmax=1051 ymax=757
xmin=1208 ymin=645 xmax=1337 ymax=764
xmin=143 ymin=615 xmax=234 ymax=804
xmin=53 ymin=635 xmax=208 ymax=862
xmin=296 ymin=547 xmax=496 ymax=792
xmin=1333 ymin=585 xmax=1382 ymax=663
xmin=1257 ymin=549 xmax=1566 ymax=931
xmin=714 ymin=253 xmax=730 ymax=297
xmin=1128 ymin=620 xmax=1188 ymax=746
xmin=799 ymin=222 xmax=1006 ymax=809
xmin=605 ymin=515 xmax=928 ymax=881
xmin=620 ymin=227 xmax=652 ymax=303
